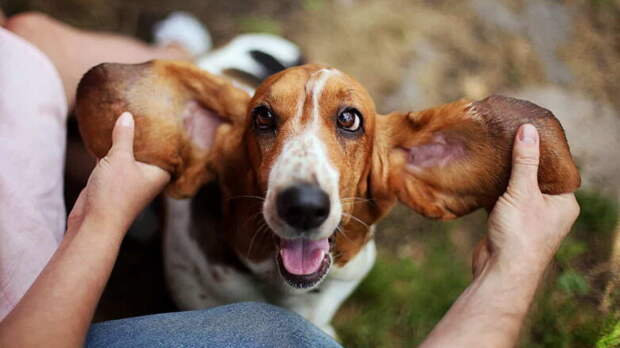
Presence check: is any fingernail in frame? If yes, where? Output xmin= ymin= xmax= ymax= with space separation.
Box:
xmin=519 ymin=124 xmax=537 ymax=144
xmin=119 ymin=112 xmax=134 ymax=128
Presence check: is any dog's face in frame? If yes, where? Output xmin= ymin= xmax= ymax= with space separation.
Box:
xmin=76 ymin=60 xmax=581 ymax=291
xmin=245 ymin=65 xmax=377 ymax=288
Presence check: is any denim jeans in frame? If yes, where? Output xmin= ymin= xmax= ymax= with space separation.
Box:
xmin=86 ymin=302 xmax=343 ymax=348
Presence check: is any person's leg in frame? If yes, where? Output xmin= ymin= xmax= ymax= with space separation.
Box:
xmin=86 ymin=302 xmax=343 ymax=348
xmin=4 ymin=12 xmax=193 ymax=106
xmin=0 ymin=27 xmax=68 ymax=319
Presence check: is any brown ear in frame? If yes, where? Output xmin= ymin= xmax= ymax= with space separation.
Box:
xmin=372 ymin=95 xmax=581 ymax=220
xmin=75 ymin=60 xmax=250 ymax=198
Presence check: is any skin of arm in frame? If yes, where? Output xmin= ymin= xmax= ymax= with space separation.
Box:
xmin=420 ymin=124 xmax=580 ymax=348
xmin=0 ymin=112 xmax=170 ymax=347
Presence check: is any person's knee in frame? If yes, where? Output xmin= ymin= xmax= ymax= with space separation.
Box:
xmin=87 ymin=303 xmax=341 ymax=348
xmin=5 ymin=12 xmax=53 ymax=38
xmin=220 ymin=302 xmax=296 ymax=323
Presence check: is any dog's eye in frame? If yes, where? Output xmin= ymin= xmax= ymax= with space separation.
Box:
xmin=253 ymin=106 xmax=276 ymax=132
xmin=337 ymin=109 xmax=362 ymax=132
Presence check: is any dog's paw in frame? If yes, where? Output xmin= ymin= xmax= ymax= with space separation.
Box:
xmin=153 ymin=11 xmax=211 ymax=57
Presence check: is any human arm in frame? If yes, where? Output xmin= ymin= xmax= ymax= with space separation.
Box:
xmin=419 ymin=124 xmax=580 ymax=348
xmin=4 ymin=12 xmax=192 ymax=106
xmin=0 ymin=112 xmax=170 ymax=347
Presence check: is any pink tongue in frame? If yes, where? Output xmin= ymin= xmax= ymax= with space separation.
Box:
xmin=280 ymin=238 xmax=329 ymax=275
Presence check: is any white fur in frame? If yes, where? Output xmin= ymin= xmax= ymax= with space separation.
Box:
xmin=164 ymin=198 xmax=267 ymax=309
xmin=164 ymin=196 xmax=376 ymax=334
xmin=153 ymin=12 xmax=211 ymax=57
xmin=279 ymin=238 xmax=377 ymax=334
xmin=196 ymin=34 xmax=300 ymax=77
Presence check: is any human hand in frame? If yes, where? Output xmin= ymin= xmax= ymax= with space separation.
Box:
xmin=67 ymin=112 xmax=171 ymax=234
xmin=473 ymin=124 xmax=580 ymax=278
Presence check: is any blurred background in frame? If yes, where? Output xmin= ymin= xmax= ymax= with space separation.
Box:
xmin=2 ymin=0 xmax=618 ymax=346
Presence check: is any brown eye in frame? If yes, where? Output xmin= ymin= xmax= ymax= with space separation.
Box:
xmin=253 ymin=106 xmax=276 ymax=132
xmin=337 ymin=108 xmax=362 ymax=132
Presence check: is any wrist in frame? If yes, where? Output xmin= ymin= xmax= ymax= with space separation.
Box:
xmin=492 ymin=250 xmax=552 ymax=279
xmin=79 ymin=213 xmax=130 ymax=242
xmin=486 ymin=252 xmax=549 ymax=282
xmin=465 ymin=262 xmax=539 ymax=322
xmin=479 ymin=254 xmax=548 ymax=310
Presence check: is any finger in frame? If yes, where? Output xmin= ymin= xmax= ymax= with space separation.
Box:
xmin=508 ymin=124 xmax=541 ymax=195
xmin=109 ymin=112 xmax=135 ymax=158
xmin=137 ymin=161 xmax=172 ymax=187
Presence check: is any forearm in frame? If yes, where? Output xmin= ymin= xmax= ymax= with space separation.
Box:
xmin=420 ymin=258 xmax=546 ymax=348
xmin=0 ymin=217 xmax=125 ymax=347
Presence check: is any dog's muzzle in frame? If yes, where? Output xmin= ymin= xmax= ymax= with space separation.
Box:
xmin=274 ymin=183 xmax=333 ymax=288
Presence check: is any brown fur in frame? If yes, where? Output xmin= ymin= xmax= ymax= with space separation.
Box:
xmin=75 ymin=60 xmax=580 ymax=268
xmin=76 ymin=60 xmax=249 ymax=198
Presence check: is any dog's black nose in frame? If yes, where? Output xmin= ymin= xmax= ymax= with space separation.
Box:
xmin=276 ymin=183 xmax=330 ymax=230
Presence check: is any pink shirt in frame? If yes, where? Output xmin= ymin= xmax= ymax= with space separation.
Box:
xmin=0 ymin=27 xmax=68 ymax=319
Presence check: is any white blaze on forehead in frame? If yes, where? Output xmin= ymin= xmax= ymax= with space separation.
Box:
xmin=310 ymin=69 xmax=338 ymax=129
xmin=263 ymin=68 xmax=343 ymax=239
xmin=289 ymin=68 xmax=340 ymax=130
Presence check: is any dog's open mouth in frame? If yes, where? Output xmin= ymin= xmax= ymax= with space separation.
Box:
xmin=275 ymin=236 xmax=333 ymax=289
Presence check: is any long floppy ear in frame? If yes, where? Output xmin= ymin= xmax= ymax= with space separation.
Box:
xmin=372 ymin=95 xmax=581 ymax=219
xmin=76 ymin=60 xmax=250 ymax=198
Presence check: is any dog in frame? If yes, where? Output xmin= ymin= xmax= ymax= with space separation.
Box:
xmin=75 ymin=60 xmax=580 ymax=335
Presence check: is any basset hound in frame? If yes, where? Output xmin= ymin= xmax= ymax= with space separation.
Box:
xmin=75 ymin=60 xmax=580 ymax=336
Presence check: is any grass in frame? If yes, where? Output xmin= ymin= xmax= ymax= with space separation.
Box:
xmin=334 ymin=190 xmax=619 ymax=347
xmin=334 ymin=221 xmax=470 ymax=347
xmin=597 ymin=319 xmax=620 ymax=348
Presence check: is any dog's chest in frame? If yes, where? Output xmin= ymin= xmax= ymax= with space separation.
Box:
xmin=163 ymin=197 xmax=375 ymax=312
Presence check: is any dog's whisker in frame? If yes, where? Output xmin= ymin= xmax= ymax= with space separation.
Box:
xmin=342 ymin=212 xmax=370 ymax=229
xmin=251 ymin=211 xmax=266 ymax=223
xmin=247 ymin=224 xmax=268 ymax=259
xmin=258 ymin=223 xmax=271 ymax=237
xmin=335 ymin=223 xmax=352 ymax=242
xmin=340 ymin=197 xmax=373 ymax=208
xmin=331 ymin=250 xmax=343 ymax=261
xmin=228 ymin=195 xmax=266 ymax=202
xmin=246 ymin=231 xmax=259 ymax=258
xmin=247 ymin=216 xmax=272 ymax=258
xmin=242 ymin=211 xmax=264 ymax=230
xmin=341 ymin=197 xmax=371 ymax=203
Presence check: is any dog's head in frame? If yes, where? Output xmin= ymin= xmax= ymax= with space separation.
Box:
xmin=76 ymin=61 xmax=580 ymax=290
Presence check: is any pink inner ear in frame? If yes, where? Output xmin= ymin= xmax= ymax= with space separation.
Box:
xmin=405 ymin=134 xmax=465 ymax=169
xmin=181 ymin=100 xmax=224 ymax=150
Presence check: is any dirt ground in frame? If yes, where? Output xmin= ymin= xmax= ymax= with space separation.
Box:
xmin=2 ymin=0 xmax=619 ymax=345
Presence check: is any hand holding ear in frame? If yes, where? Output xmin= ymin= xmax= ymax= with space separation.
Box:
xmin=68 ymin=112 xmax=171 ymax=234
xmin=472 ymin=124 xmax=580 ymax=278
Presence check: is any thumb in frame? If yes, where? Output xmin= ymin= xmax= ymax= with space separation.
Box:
xmin=472 ymin=236 xmax=491 ymax=279
xmin=67 ymin=188 xmax=88 ymax=231
xmin=109 ymin=112 xmax=135 ymax=158
xmin=507 ymin=123 xmax=541 ymax=195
